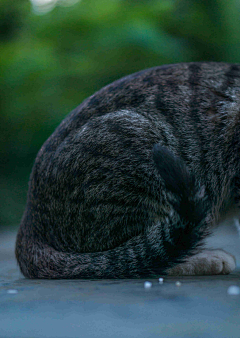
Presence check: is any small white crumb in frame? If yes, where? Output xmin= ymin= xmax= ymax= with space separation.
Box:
xmin=158 ymin=278 xmax=164 ymax=284
xmin=227 ymin=285 xmax=240 ymax=295
xmin=7 ymin=289 xmax=18 ymax=294
xmin=175 ymin=281 xmax=181 ymax=287
xmin=144 ymin=281 xmax=152 ymax=289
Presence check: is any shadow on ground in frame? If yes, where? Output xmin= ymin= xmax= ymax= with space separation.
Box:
xmin=0 ymin=221 xmax=240 ymax=338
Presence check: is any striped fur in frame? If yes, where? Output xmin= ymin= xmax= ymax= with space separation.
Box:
xmin=15 ymin=62 xmax=240 ymax=278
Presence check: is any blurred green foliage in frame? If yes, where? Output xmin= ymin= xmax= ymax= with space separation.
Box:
xmin=1 ymin=0 xmax=240 ymax=226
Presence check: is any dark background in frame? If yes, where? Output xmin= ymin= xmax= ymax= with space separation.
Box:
xmin=1 ymin=0 xmax=240 ymax=227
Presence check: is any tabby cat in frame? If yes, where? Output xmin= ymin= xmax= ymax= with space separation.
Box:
xmin=15 ymin=62 xmax=239 ymax=279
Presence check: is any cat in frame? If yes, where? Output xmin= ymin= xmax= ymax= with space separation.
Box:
xmin=15 ymin=62 xmax=239 ymax=279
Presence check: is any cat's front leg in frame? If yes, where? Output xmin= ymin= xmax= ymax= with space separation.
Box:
xmin=166 ymin=249 xmax=236 ymax=275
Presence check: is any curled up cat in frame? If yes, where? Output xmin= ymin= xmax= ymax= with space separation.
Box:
xmin=15 ymin=62 xmax=239 ymax=279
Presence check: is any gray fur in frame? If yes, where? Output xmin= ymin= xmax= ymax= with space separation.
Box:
xmin=15 ymin=62 xmax=240 ymax=278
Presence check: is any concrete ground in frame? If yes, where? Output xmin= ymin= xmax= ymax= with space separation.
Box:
xmin=0 ymin=221 xmax=240 ymax=338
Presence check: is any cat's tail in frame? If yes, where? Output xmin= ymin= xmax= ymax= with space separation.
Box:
xmin=15 ymin=144 xmax=211 ymax=279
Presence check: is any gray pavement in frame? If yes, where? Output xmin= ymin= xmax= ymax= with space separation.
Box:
xmin=0 ymin=222 xmax=240 ymax=338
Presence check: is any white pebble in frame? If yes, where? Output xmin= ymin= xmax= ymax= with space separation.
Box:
xmin=227 ymin=285 xmax=240 ymax=295
xmin=7 ymin=289 xmax=18 ymax=294
xmin=144 ymin=281 xmax=152 ymax=289
xmin=159 ymin=278 xmax=164 ymax=284
xmin=175 ymin=281 xmax=181 ymax=287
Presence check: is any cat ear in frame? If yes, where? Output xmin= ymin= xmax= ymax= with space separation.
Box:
xmin=152 ymin=144 xmax=194 ymax=196
xmin=152 ymin=144 xmax=209 ymax=223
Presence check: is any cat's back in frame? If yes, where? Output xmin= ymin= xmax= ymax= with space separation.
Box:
xmin=40 ymin=62 xmax=239 ymax=156
xmin=30 ymin=62 xmax=240 ymax=195
xmin=37 ymin=62 xmax=238 ymax=144
xmin=58 ymin=61 xmax=240 ymax=133
xmin=34 ymin=62 xmax=240 ymax=180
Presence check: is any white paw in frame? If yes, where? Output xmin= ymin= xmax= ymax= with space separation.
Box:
xmin=167 ymin=249 xmax=236 ymax=276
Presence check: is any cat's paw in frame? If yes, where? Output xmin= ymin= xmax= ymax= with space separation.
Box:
xmin=167 ymin=249 xmax=236 ymax=276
